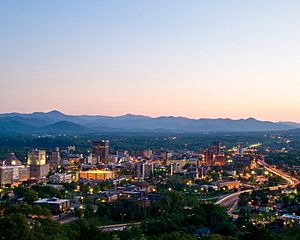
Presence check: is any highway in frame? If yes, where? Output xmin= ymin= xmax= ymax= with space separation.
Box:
xmin=97 ymin=222 xmax=141 ymax=232
xmin=215 ymin=189 xmax=253 ymax=215
xmin=257 ymin=159 xmax=300 ymax=188
xmin=216 ymin=159 xmax=300 ymax=213
xmin=59 ymin=216 xmax=77 ymax=224
xmin=215 ymin=190 xmax=253 ymax=206
xmin=60 ymin=160 xmax=300 ymax=228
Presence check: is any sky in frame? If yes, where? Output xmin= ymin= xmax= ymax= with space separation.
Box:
xmin=0 ymin=0 xmax=300 ymax=122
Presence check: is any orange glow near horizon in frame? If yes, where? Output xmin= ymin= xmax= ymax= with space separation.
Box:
xmin=1 ymin=1 xmax=300 ymax=122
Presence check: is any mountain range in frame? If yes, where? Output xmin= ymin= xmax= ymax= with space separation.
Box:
xmin=0 ymin=110 xmax=299 ymax=134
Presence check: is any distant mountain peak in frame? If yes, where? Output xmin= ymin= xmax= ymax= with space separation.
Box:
xmin=245 ymin=117 xmax=257 ymax=121
xmin=40 ymin=120 xmax=91 ymax=133
xmin=0 ymin=110 xmax=298 ymax=133
xmin=46 ymin=110 xmax=65 ymax=116
xmin=116 ymin=114 xmax=150 ymax=120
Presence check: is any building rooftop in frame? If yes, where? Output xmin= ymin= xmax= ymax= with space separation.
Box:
xmin=2 ymin=153 xmax=22 ymax=166
xmin=79 ymin=170 xmax=114 ymax=174
xmin=34 ymin=198 xmax=69 ymax=204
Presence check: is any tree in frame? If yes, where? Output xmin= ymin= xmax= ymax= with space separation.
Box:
xmin=0 ymin=213 xmax=31 ymax=240
xmin=32 ymin=205 xmax=51 ymax=216
xmin=1 ymin=192 xmax=10 ymax=201
xmin=13 ymin=185 xmax=27 ymax=198
xmin=84 ymin=205 xmax=94 ymax=218
xmin=93 ymin=185 xmax=101 ymax=193
xmin=202 ymin=235 xmax=222 ymax=240
xmin=96 ymin=203 xmax=111 ymax=219
xmin=5 ymin=204 xmax=32 ymax=216
xmin=74 ymin=207 xmax=83 ymax=218
xmin=157 ymin=231 xmax=196 ymax=240
xmin=24 ymin=189 xmax=39 ymax=204
xmin=238 ymin=192 xmax=250 ymax=207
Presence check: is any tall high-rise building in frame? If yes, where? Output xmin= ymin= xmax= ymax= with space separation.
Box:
xmin=134 ymin=161 xmax=154 ymax=179
xmin=92 ymin=140 xmax=110 ymax=164
xmin=28 ymin=149 xmax=46 ymax=165
xmin=49 ymin=148 xmax=61 ymax=169
xmin=27 ymin=149 xmax=49 ymax=180
xmin=162 ymin=151 xmax=172 ymax=166
xmin=210 ymin=141 xmax=221 ymax=155
xmin=236 ymin=143 xmax=244 ymax=156
xmin=203 ymin=149 xmax=214 ymax=166
xmin=202 ymin=142 xmax=221 ymax=166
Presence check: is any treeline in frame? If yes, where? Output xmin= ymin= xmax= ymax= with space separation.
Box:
xmin=0 ymin=131 xmax=288 ymax=160
xmin=1 ymin=188 xmax=300 ymax=239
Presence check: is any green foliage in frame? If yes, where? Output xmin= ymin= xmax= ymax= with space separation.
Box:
xmin=238 ymin=192 xmax=250 ymax=207
xmin=0 ymin=213 xmax=32 ymax=240
xmin=13 ymin=185 xmax=27 ymax=198
xmin=31 ymin=184 xmax=63 ymax=198
xmin=24 ymin=189 xmax=39 ymax=204
xmin=96 ymin=203 xmax=111 ymax=219
xmin=106 ymin=199 xmax=146 ymax=222
xmin=156 ymin=231 xmax=196 ymax=240
xmin=250 ymin=189 xmax=269 ymax=205
xmin=84 ymin=205 xmax=95 ymax=218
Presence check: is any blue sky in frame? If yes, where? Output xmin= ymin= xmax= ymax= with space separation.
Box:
xmin=1 ymin=1 xmax=300 ymax=121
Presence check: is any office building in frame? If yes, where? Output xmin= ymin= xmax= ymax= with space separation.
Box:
xmin=28 ymin=149 xmax=49 ymax=180
xmin=166 ymin=158 xmax=199 ymax=167
xmin=202 ymin=142 xmax=222 ymax=166
xmin=212 ymin=180 xmax=241 ymax=190
xmin=214 ymin=155 xmax=228 ymax=166
xmin=79 ymin=170 xmax=115 ymax=181
xmin=133 ymin=161 xmax=154 ymax=179
xmin=29 ymin=165 xmax=50 ymax=180
xmin=48 ymin=173 xmax=74 ymax=184
xmin=28 ymin=149 xmax=46 ymax=165
xmin=162 ymin=151 xmax=172 ymax=166
xmin=210 ymin=141 xmax=221 ymax=155
xmin=203 ymin=150 xmax=214 ymax=166
xmin=230 ymin=155 xmax=254 ymax=169
xmin=142 ymin=149 xmax=153 ymax=159
xmin=236 ymin=143 xmax=245 ymax=156
xmin=85 ymin=154 xmax=95 ymax=164
xmin=67 ymin=154 xmax=82 ymax=164
xmin=33 ymin=198 xmax=70 ymax=214
xmin=0 ymin=153 xmax=30 ymax=186
xmin=92 ymin=140 xmax=110 ymax=164
xmin=49 ymin=148 xmax=61 ymax=169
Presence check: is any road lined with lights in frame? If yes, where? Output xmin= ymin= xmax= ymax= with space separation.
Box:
xmin=215 ymin=189 xmax=252 ymax=206
xmin=97 ymin=222 xmax=141 ymax=232
xmin=257 ymin=159 xmax=300 ymax=188
xmin=216 ymin=159 xmax=300 ymax=213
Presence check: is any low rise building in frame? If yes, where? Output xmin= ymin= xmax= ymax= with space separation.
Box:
xmin=166 ymin=158 xmax=199 ymax=167
xmin=79 ymin=170 xmax=115 ymax=181
xmin=98 ymin=191 xmax=118 ymax=203
xmin=48 ymin=173 xmax=74 ymax=183
xmin=33 ymin=198 xmax=70 ymax=214
xmin=212 ymin=180 xmax=241 ymax=190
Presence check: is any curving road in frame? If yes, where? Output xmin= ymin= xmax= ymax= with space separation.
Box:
xmin=257 ymin=159 xmax=300 ymax=188
xmin=216 ymin=159 xmax=299 ymax=213
xmin=215 ymin=189 xmax=253 ymax=215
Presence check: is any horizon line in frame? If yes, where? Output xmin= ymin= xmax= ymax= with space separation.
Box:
xmin=0 ymin=109 xmax=299 ymax=124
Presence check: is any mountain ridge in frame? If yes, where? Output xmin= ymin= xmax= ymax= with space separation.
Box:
xmin=0 ymin=110 xmax=299 ymax=134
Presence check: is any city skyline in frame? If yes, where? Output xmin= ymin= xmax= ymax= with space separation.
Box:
xmin=1 ymin=2 xmax=300 ymax=239
xmin=1 ymin=1 xmax=300 ymax=122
